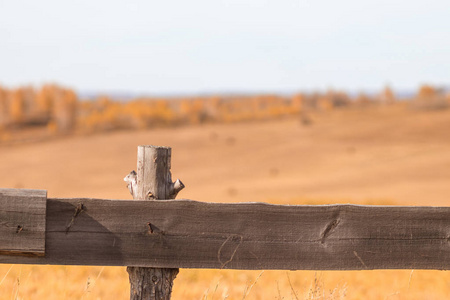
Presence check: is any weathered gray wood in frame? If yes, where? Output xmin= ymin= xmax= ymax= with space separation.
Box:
xmin=1 ymin=198 xmax=450 ymax=270
xmin=0 ymin=188 xmax=47 ymax=256
xmin=128 ymin=267 xmax=177 ymax=300
xmin=127 ymin=146 xmax=181 ymax=300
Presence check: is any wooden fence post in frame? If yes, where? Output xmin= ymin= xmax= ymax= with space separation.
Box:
xmin=125 ymin=145 xmax=184 ymax=300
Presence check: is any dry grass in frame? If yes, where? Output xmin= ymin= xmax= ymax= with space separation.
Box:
xmin=2 ymin=265 xmax=450 ymax=299
xmin=1 ymin=104 xmax=450 ymax=298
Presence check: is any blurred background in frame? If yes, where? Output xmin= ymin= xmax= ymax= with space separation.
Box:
xmin=1 ymin=1 xmax=450 ymax=299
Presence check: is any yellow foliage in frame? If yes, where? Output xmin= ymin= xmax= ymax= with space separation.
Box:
xmin=0 ymin=83 xmax=404 ymax=142
xmin=36 ymin=85 xmax=54 ymax=113
xmin=417 ymin=84 xmax=436 ymax=100
xmin=9 ymin=89 xmax=24 ymax=123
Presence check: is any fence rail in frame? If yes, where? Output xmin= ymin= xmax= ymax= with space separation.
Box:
xmin=1 ymin=188 xmax=449 ymax=270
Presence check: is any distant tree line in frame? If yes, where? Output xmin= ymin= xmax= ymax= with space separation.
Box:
xmin=0 ymin=83 xmax=449 ymax=142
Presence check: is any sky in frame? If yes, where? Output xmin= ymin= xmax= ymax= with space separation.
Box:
xmin=1 ymin=0 xmax=450 ymax=95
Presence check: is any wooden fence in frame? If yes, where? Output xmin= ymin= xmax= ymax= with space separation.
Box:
xmin=1 ymin=145 xmax=449 ymax=299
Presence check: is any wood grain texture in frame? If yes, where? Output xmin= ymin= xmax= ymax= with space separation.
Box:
xmin=128 ymin=267 xmax=177 ymax=300
xmin=136 ymin=145 xmax=172 ymax=201
xmin=0 ymin=188 xmax=47 ymax=256
xmin=0 ymin=197 xmax=450 ymax=270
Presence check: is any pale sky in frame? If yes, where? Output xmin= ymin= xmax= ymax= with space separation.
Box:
xmin=1 ymin=0 xmax=449 ymax=95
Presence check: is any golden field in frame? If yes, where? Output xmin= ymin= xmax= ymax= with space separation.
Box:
xmin=1 ymin=103 xmax=450 ymax=299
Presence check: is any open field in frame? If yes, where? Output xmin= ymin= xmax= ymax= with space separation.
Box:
xmin=1 ymin=103 xmax=450 ymax=299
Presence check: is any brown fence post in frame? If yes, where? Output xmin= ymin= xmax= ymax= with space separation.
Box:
xmin=125 ymin=145 xmax=184 ymax=300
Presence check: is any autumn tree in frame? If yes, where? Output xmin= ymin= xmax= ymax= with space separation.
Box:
xmin=9 ymin=89 xmax=25 ymax=124
xmin=379 ymin=85 xmax=395 ymax=104
xmin=52 ymin=88 xmax=78 ymax=132
xmin=317 ymin=95 xmax=333 ymax=111
xmin=0 ymin=86 xmax=8 ymax=128
xmin=415 ymin=84 xmax=448 ymax=110
xmin=417 ymin=85 xmax=436 ymax=101
xmin=290 ymin=93 xmax=303 ymax=113
xmin=355 ymin=92 xmax=372 ymax=106
xmin=36 ymin=85 xmax=55 ymax=115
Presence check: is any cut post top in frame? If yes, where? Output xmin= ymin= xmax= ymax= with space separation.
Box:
xmin=138 ymin=145 xmax=171 ymax=150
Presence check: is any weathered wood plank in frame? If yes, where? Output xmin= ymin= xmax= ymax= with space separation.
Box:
xmin=1 ymin=197 xmax=450 ymax=270
xmin=0 ymin=188 xmax=47 ymax=256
